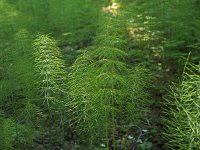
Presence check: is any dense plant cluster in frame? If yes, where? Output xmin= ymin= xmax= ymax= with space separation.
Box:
xmin=68 ymin=15 xmax=151 ymax=149
xmin=0 ymin=0 xmax=200 ymax=149
xmin=33 ymin=34 xmax=67 ymax=110
xmin=164 ymin=62 xmax=200 ymax=150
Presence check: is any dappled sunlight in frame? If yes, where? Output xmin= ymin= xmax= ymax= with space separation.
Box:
xmin=127 ymin=14 xmax=162 ymax=42
xmin=0 ymin=0 xmax=200 ymax=149
xmin=102 ymin=2 xmax=120 ymax=15
xmin=0 ymin=0 xmax=18 ymax=17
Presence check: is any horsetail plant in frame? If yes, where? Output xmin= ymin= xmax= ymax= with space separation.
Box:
xmin=163 ymin=62 xmax=200 ymax=150
xmin=68 ymin=15 xmax=151 ymax=149
xmin=0 ymin=29 xmax=38 ymax=149
xmin=67 ymin=48 xmax=101 ymax=144
xmin=33 ymin=34 xmax=67 ymax=111
xmin=33 ymin=34 xmax=67 ymax=147
xmin=0 ymin=29 xmax=35 ymax=115
xmin=11 ymin=29 xmax=38 ymax=148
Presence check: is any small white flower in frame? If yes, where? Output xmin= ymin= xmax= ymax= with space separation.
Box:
xmin=142 ymin=129 xmax=148 ymax=133
xmin=128 ymin=135 xmax=134 ymax=140
xmin=100 ymin=143 xmax=106 ymax=147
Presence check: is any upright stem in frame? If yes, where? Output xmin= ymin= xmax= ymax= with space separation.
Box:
xmin=104 ymin=91 xmax=109 ymax=148
xmin=111 ymin=65 xmax=115 ymax=150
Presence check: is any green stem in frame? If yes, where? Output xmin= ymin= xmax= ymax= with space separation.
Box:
xmin=111 ymin=66 xmax=115 ymax=150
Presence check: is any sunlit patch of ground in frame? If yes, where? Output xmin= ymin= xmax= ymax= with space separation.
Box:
xmin=127 ymin=15 xmax=161 ymax=42
xmin=102 ymin=2 xmax=120 ymax=15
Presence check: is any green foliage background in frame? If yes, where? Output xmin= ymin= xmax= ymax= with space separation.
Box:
xmin=0 ymin=0 xmax=200 ymax=149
